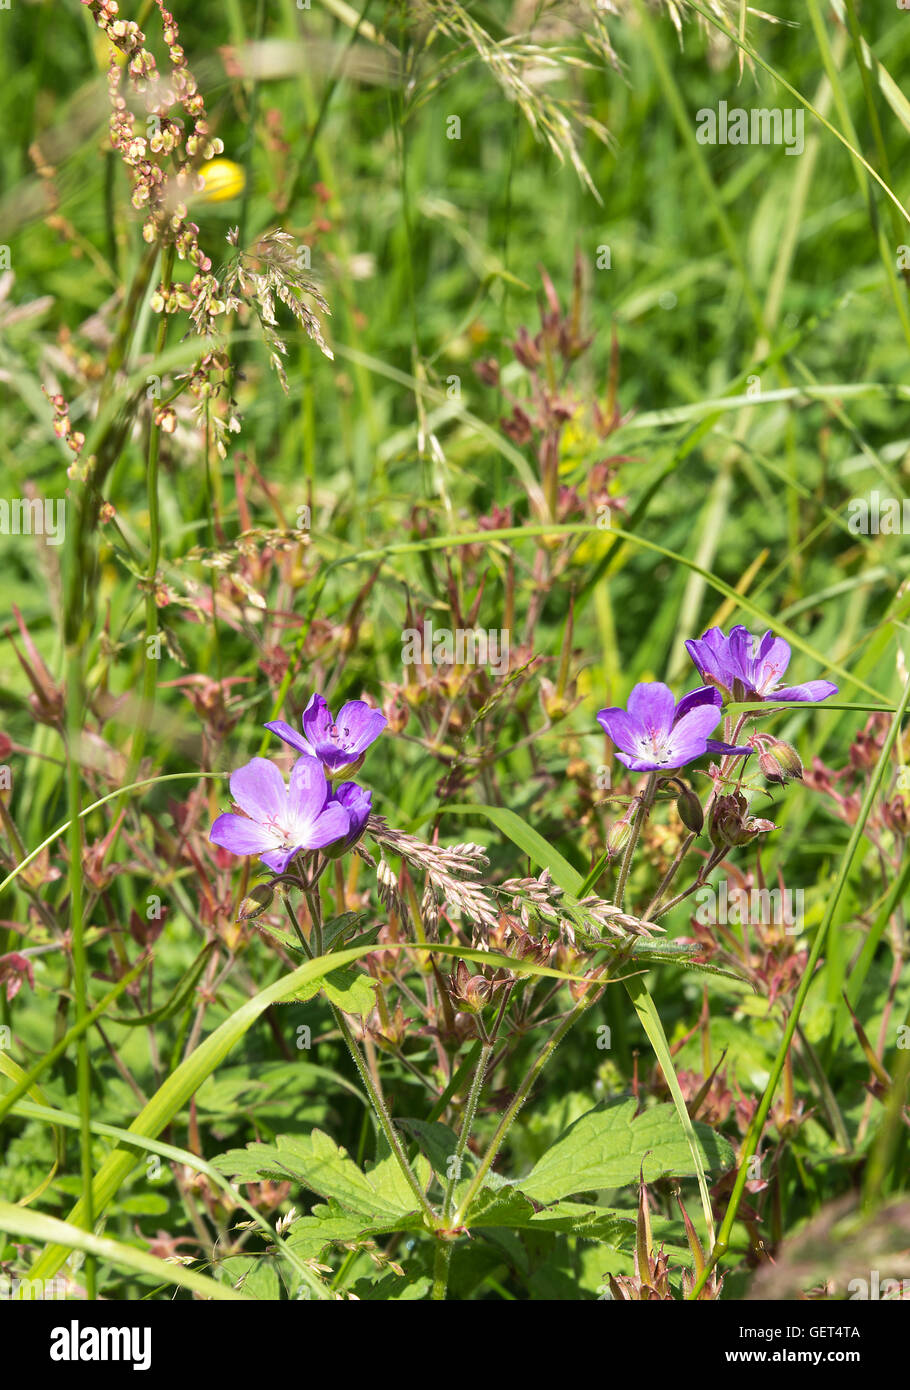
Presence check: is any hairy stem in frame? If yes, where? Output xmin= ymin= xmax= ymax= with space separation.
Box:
xmin=615 ymin=772 xmax=658 ymax=907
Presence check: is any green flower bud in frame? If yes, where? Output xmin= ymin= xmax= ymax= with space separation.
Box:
xmin=675 ymin=784 xmax=704 ymax=835
xmin=757 ymin=737 xmax=803 ymax=785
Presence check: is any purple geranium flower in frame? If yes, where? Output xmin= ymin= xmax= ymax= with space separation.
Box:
xmin=685 ymin=626 xmax=837 ymax=704
xmin=596 ymin=682 xmax=751 ymax=772
xmin=265 ymin=693 xmax=387 ymax=774
xmin=209 ymin=755 xmax=350 ymax=872
xmin=323 ymin=781 xmax=372 ymax=859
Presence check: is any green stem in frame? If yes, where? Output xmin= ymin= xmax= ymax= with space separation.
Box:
xmin=431 ymin=1240 xmax=452 ymax=1302
xmin=332 ymin=1004 xmax=437 ymax=1228
xmin=452 ymin=981 xmax=604 ymax=1227
xmin=66 ymin=643 xmax=93 ymax=1297
xmin=126 ymin=242 xmax=175 ymax=788
xmin=615 ymin=772 xmax=657 ymax=908
xmin=643 ymin=830 xmax=696 ymax=920
xmin=442 ymin=1041 xmax=492 ymax=1221
xmin=282 ymin=894 xmax=436 ymax=1228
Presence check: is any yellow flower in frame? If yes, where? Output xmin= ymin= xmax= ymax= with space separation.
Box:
xmin=197 ymin=159 xmax=246 ymax=203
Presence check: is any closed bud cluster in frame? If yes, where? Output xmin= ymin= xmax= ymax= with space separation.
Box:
xmin=709 ymin=792 xmax=775 ymax=850
xmin=754 ymin=734 xmax=803 ymax=785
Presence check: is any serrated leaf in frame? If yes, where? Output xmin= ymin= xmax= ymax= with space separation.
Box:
xmin=321 ymin=912 xmax=369 ymax=950
xmin=365 ymin=1132 xmax=433 ymax=1212
xmin=352 ymin=1273 xmax=433 ymax=1301
xmin=290 ymin=964 xmax=378 ymax=1018
xmin=465 ymin=1185 xmax=633 ymax=1243
xmin=218 ymin=1255 xmax=282 ymax=1301
xmin=215 ymin=1130 xmax=417 ymax=1219
xmin=518 ymin=1100 xmax=734 ymax=1204
xmin=286 ymin=1200 xmax=425 ymax=1260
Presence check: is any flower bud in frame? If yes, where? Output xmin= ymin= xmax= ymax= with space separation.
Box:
xmin=675 ymin=784 xmax=704 ymax=835
xmin=757 ymin=737 xmax=803 ymax=785
xmin=238 ymin=882 xmax=275 ymax=921
xmin=709 ymin=792 xmax=776 ymax=849
xmin=709 ymin=793 xmax=756 ymax=849
xmin=606 ymin=818 xmax=631 ymax=858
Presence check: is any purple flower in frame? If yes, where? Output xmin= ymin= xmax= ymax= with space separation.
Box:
xmin=209 ymin=755 xmax=351 ymax=873
xmin=596 ymin=682 xmax=751 ymax=772
xmin=323 ymin=782 xmax=372 ymax=859
xmin=685 ymin=626 xmax=838 ymax=704
xmin=265 ymin=693 xmax=387 ymax=774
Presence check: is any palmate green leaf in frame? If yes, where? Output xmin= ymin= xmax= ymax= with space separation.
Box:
xmin=5 ymin=1096 xmax=333 ymax=1300
xmin=352 ymin=1273 xmax=433 ymax=1301
xmin=214 ymin=1129 xmax=430 ymax=1222
xmin=517 ymin=1100 xmax=734 ymax=1205
xmin=286 ymin=1199 xmax=426 ymax=1261
xmin=217 ymin=1255 xmax=282 ymax=1301
xmin=289 ymin=963 xmax=378 ymax=1018
xmin=464 ymin=1185 xmax=632 ymax=1243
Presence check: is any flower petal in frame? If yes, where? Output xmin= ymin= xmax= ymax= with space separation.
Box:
xmin=660 ymin=702 xmax=727 ymax=767
xmin=229 ymin=757 xmax=287 ymax=823
xmin=596 ymin=707 xmax=639 ymax=754
xmin=755 ymin=635 xmax=791 ymax=693
xmin=287 ymin=755 xmax=329 ymax=824
xmin=334 ymin=701 xmax=388 ymax=755
xmin=674 ymin=685 xmax=722 ymax=723
xmin=615 ymin=751 xmax=664 ymax=772
xmin=301 ymin=693 xmax=334 ymax=750
xmin=685 ymin=634 xmax=731 ymax=689
xmin=261 ymin=845 xmax=303 ymax=873
xmin=209 ymin=812 xmax=279 ymax=858
xmin=263 ymin=719 xmax=312 ymax=756
xmin=305 ymin=802 xmax=353 ymax=850
xmin=626 ymin=681 xmax=676 ymax=733
xmin=727 ymin=626 xmax=755 ymax=678
xmin=772 ymin=681 xmax=838 ymax=703
xmin=333 ymin=781 xmax=372 ymax=831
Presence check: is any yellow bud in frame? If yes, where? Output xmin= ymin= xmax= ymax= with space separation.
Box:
xmin=196 ymin=158 xmax=246 ymax=203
